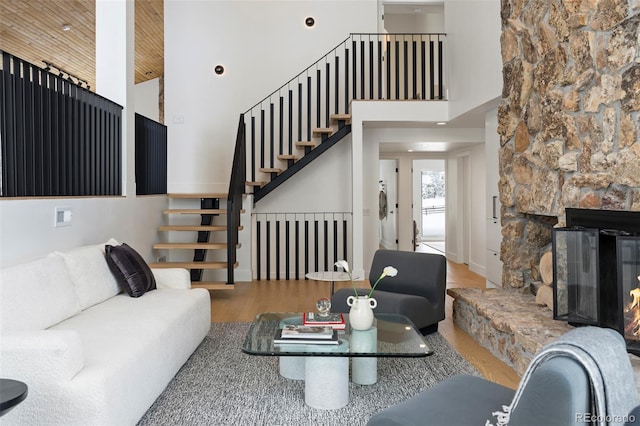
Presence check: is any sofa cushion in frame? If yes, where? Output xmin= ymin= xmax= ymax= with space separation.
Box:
xmin=105 ymin=243 xmax=156 ymax=298
xmin=54 ymin=239 xmax=121 ymax=310
xmin=0 ymin=255 xmax=81 ymax=332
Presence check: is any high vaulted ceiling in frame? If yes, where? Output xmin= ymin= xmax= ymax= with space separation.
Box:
xmin=0 ymin=0 xmax=163 ymax=91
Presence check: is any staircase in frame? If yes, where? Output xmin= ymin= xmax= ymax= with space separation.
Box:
xmin=149 ymin=192 xmax=241 ymax=290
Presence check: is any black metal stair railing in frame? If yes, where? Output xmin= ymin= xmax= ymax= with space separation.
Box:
xmin=226 ymin=114 xmax=246 ymax=284
xmin=243 ymin=33 xmax=446 ymax=203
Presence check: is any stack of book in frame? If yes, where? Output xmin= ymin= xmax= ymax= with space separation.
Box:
xmin=274 ymin=324 xmax=339 ymax=345
xmin=303 ymin=312 xmax=346 ymax=330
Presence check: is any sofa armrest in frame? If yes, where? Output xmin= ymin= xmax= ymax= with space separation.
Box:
xmin=0 ymin=330 xmax=83 ymax=383
xmin=151 ymin=268 xmax=191 ymax=289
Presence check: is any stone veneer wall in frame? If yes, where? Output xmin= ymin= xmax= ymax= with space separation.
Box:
xmin=497 ymin=0 xmax=640 ymax=290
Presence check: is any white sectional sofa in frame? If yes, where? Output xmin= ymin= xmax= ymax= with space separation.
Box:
xmin=0 ymin=240 xmax=211 ymax=425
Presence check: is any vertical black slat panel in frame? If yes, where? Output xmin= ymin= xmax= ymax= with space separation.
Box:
xmin=323 ymin=219 xmax=329 ymax=272
xmin=42 ymin=73 xmax=53 ymax=195
xmin=260 ymin=109 xmax=265 ymax=168
xmin=438 ymin=39 xmax=444 ymax=99
xmin=378 ymin=40 xmax=383 ymax=99
xmin=304 ymin=220 xmax=309 ymax=277
xmin=51 ymin=75 xmax=60 ymax=195
xmin=334 ymin=55 xmax=339 ymax=114
xmin=306 ymin=76 xmax=311 ymax=141
xmin=421 ymin=40 xmax=426 ymax=100
xmin=343 ymin=220 xmax=348 ymax=265
xmin=34 ymin=67 xmax=44 ymax=195
xmin=65 ymin=85 xmax=75 ymax=195
xmin=344 ymin=47 xmax=349 ymax=112
xmin=288 ymin=90 xmax=293 ymax=153
xmin=58 ymin=80 xmax=71 ymax=195
xmin=412 ymin=40 xmax=417 ymax=99
xmin=285 ymin=220 xmax=290 ymax=280
xmin=256 ymin=220 xmax=261 ymax=281
xmin=266 ymin=220 xmax=271 ymax=280
xmin=352 ymin=41 xmax=357 ymax=100
xmin=314 ymin=220 xmax=319 ymax=273
xmin=369 ymin=40 xmax=374 ymax=99
xmin=404 ymin=40 xmax=409 ymax=100
xmin=360 ymin=40 xmax=365 ymax=99
xmin=135 ymin=114 xmax=144 ymax=193
xmin=15 ymin=60 xmax=25 ymax=196
xmin=24 ymin=63 xmax=35 ymax=195
xmin=117 ymin=109 xmax=123 ymax=194
xmin=250 ymin=115 xmax=256 ymax=181
xmin=430 ymin=40 xmax=435 ymax=100
xmin=295 ymin=220 xmax=300 ymax=280
xmin=386 ymin=40 xmax=391 ymax=100
xmin=325 ymin=62 xmax=330 ymax=128
xmin=333 ymin=220 xmax=338 ymax=271
xmin=269 ymin=102 xmax=274 ymax=168
xmin=395 ymin=40 xmax=400 ymax=100
xmin=316 ymin=69 xmax=321 ymax=128
xmin=0 ymin=55 xmax=13 ymax=196
xmin=297 ymin=82 xmax=302 ymax=142
xmin=275 ymin=220 xmax=280 ymax=280
xmin=279 ymin=97 xmax=283 ymax=155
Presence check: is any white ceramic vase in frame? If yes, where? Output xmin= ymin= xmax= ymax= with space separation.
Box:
xmin=346 ymin=295 xmax=377 ymax=330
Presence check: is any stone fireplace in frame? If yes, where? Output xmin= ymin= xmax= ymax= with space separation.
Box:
xmin=497 ymin=1 xmax=640 ymax=293
xmin=446 ymin=0 xmax=640 ymax=376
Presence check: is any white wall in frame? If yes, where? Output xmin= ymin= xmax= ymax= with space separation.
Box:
xmin=444 ymin=0 xmax=501 ymax=119
xmin=164 ymin=0 xmax=378 ymax=194
xmin=135 ymin=78 xmax=160 ymax=121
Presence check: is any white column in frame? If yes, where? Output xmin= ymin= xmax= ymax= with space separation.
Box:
xmin=95 ymin=0 xmax=135 ymax=196
xmin=351 ymin=112 xmax=365 ymax=279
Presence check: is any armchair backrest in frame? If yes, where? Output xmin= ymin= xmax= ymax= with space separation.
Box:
xmin=369 ymin=249 xmax=446 ymax=311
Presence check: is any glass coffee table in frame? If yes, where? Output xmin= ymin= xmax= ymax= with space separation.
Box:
xmin=242 ymin=312 xmax=432 ymax=409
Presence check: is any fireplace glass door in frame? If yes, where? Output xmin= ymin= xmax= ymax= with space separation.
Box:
xmin=618 ymin=236 xmax=640 ymax=354
xmin=553 ymin=227 xmax=600 ymax=324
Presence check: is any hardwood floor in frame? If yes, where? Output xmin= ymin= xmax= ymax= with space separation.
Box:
xmin=208 ymin=260 xmax=520 ymax=390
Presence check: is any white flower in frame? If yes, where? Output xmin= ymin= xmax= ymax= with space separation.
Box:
xmin=335 ymin=260 xmax=350 ymax=273
xmin=381 ymin=266 xmax=398 ymax=279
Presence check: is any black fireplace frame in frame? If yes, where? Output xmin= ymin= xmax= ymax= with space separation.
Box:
xmin=557 ymin=208 xmax=640 ymax=353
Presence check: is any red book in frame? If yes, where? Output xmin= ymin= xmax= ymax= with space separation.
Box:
xmin=303 ymin=312 xmax=346 ymax=329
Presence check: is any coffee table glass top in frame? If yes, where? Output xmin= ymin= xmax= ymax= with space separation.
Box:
xmin=241 ymin=312 xmax=433 ymax=357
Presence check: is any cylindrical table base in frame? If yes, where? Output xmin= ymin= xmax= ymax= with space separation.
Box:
xmin=351 ymin=326 xmax=378 ymax=385
xmin=305 ymin=357 xmax=349 ymax=409
xmin=279 ymin=356 xmax=305 ymax=380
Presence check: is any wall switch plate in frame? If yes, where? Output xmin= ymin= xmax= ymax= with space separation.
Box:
xmin=55 ymin=207 xmax=72 ymax=227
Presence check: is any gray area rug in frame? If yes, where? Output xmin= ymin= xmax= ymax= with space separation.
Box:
xmin=138 ymin=322 xmax=479 ymax=426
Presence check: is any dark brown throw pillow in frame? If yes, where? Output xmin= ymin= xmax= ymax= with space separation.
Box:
xmin=105 ymin=243 xmax=157 ymax=298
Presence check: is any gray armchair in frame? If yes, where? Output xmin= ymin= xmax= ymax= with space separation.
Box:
xmin=367 ymin=326 xmax=639 ymax=426
xmin=331 ymin=249 xmax=446 ymax=334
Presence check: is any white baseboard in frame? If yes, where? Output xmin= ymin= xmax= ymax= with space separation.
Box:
xmin=468 ymin=261 xmax=486 ymax=278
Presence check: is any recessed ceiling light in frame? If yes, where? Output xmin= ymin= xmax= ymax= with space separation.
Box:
xmin=436 ymin=122 xmax=447 ymax=126
xmin=408 ymin=149 xmax=414 ymax=152
xmin=62 ymin=24 xmax=71 ymax=31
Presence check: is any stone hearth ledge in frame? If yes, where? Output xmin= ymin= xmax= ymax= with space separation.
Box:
xmin=448 ymin=287 xmax=640 ymax=394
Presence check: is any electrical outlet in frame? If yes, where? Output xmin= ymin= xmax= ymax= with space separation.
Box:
xmin=55 ymin=207 xmax=72 ymax=227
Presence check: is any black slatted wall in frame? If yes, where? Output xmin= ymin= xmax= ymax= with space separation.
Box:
xmin=0 ymin=51 xmax=122 ymax=197
xmin=135 ymin=113 xmax=167 ymax=195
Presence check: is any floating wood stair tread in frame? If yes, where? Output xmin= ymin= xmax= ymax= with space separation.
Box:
xmin=191 ymin=282 xmax=235 ymax=291
xmin=159 ymin=225 xmax=242 ymax=232
xmin=149 ymin=261 xmax=230 ymax=270
xmin=163 ymin=209 xmax=227 ymax=215
xmin=153 ymin=242 xmax=231 ymax=250
xmin=167 ymin=193 xmax=227 ymax=199
xmin=259 ymin=167 xmax=282 ymax=174
xmin=331 ymin=113 xmax=351 ymax=123
xmin=246 ymin=181 xmax=266 ymax=187
xmin=295 ymin=141 xmax=316 ymax=148
xmin=277 ymin=154 xmax=298 ymax=161
xmin=313 ymin=128 xmax=333 ymax=135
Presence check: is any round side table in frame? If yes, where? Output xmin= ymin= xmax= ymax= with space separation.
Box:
xmin=0 ymin=379 xmax=28 ymax=417
xmin=305 ymin=271 xmax=356 ymax=296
